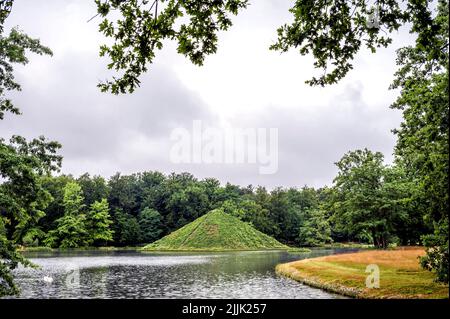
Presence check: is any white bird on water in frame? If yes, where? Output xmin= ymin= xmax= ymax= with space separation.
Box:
xmin=43 ymin=276 xmax=53 ymax=283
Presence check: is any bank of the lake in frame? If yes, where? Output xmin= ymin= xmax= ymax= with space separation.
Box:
xmin=276 ymin=247 xmax=449 ymax=299
xmin=17 ymin=245 xmax=311 ymax=254
xmin=17 ymin=246 xmax=141 ymax=252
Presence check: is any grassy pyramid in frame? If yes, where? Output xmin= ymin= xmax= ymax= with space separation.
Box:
xmin=143 ymin=209 xmax=288 ymax=251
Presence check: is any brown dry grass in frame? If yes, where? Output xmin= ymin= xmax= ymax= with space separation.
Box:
xmin=307 ymin=247 xmax=426 ymax=269
xmin=276 ymin=247 xmax=449 ymax=299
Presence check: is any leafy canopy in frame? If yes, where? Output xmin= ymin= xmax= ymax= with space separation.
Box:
xmin=389 ymin=0 xmax=449 ymax=282
xmin=1 ymin=19 xmax=52 ymax=119
xmin=87 ymin=198 xmax=114 ymax=245
xmin=138 ymin=207 xmax=162 ymax=243
xmin=0 ymin=137 xmax=61 ymax=295
xmin=44 ymin=182 xmax=89 ymax=248
xmin=298 ymin=209 xmax=332 ymax=247
xmin=95 ymin=0 xmax=248 ymax=94
xmin=1 ymin=0 xmax=61 ymax=296
xmin=330 ymin=149 xmax=413 ymax=248
xmin=95 ymin=0 xmax=445 ymax=90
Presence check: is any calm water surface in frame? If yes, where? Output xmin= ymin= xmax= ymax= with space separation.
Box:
xmin=9 ymin=249 xmax=356 ymax=299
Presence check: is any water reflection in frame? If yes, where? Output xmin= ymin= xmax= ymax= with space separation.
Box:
xmin=8 ymin=249 xmax=353 ymax=299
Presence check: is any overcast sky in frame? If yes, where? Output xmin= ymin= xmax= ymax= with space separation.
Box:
xmin=1 ymin=0 xmax=416 ymax=189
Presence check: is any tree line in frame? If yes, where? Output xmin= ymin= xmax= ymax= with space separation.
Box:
xmin=21 ymin=148 xmax=430 ymax=253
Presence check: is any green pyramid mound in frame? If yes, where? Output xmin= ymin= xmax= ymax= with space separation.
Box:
xmin=143 ymin=209 xmax=288 ymax=251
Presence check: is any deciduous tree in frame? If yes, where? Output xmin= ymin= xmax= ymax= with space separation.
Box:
xmin=45 ymin=182 xmax=89 ymax=248
xmin=138 ymin=207 xmax=162 ymax=243
xmin=1 ymin=1 xmax=61 ymax=296
xmin=87 ymin=198 xmax=114 ymax=246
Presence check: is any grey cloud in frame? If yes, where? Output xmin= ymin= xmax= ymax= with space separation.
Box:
xmin=1 ymin=51 xmax=216 ymax=165
xmin=1 ymin=0 xmax=405 ymax=189
xmin=225 ymin=82 xmax=403 ymax=188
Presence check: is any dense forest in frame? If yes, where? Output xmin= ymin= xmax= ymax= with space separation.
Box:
xmin=22 ymin=148 xmax=431 ymax=252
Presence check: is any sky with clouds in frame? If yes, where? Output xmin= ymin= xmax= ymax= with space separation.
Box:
xmin=1 ymin=0 xmax=417 ymax=189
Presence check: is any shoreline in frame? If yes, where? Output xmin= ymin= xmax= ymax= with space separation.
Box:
xmin=17 ymin=246 xmax=142 ymax=253
xmin=276 ymin=263 xmax=362 ymax=298
xmin=18 ymin=245 xmax=311 ymax=253
xmin=276 ymin=248 xmax=449 ymax=299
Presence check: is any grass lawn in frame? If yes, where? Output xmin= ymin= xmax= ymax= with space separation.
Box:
xmin=276 ymin=247 xmax=449 ymax=299
xmin=143 ymin=209 xmax=288 ymax=251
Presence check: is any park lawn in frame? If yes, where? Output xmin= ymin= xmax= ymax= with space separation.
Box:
xmin=276 ymin=247 xmax=449 ymax=299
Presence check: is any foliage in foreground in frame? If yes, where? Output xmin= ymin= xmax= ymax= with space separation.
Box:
xmin=95 ymin=0 xmax=444 ymax=91
xmin=390 ymin=0 xmax=449 ymax=283
xmin=0 ymin=1 xmax=61 ymax=297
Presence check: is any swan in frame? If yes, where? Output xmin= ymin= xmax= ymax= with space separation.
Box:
xmin=43 ymin=276 xmax=53 ymax=283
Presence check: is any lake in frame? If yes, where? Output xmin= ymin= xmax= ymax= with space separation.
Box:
xmin=8 ymin=248 xmax=356 ymax=299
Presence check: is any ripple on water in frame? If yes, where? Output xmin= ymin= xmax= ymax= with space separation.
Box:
xmin=8 ymin=250 xmax=347 ymax=299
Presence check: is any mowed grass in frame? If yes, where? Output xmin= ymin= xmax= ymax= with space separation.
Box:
xmin=276 ymin=247 xmax=449 ymax=299
xmin=143 ymin=209 xmax=288 ymax=251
